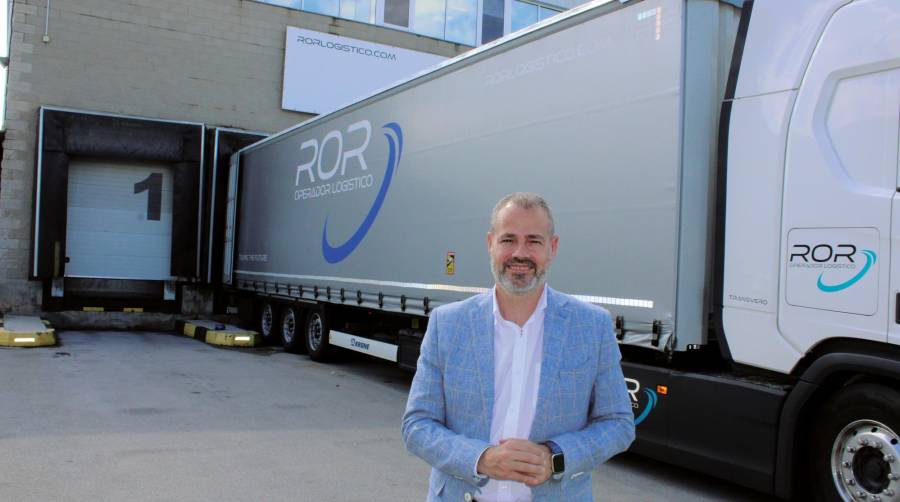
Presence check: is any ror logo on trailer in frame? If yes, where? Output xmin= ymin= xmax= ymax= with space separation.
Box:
xmin=292 ymin=120 xmax=404 ymax=264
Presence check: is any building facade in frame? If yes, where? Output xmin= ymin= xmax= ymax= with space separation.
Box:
xmin=0 ymin=0 xmax=493 ymax=314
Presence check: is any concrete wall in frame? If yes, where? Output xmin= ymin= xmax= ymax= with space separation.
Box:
xmin=0 ymin=0 xmax=468 ymax=313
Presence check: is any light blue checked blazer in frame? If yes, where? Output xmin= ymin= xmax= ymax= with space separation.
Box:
xmin=402 ymin=288 xmax=635 ymax=501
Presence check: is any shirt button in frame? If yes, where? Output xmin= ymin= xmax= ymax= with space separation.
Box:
xmin=464 ymin=492 xmax=473 ymax=502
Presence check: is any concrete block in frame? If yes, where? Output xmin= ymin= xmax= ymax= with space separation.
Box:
xmin=2 ymin=109 xmax=24 ymax=125
xmin=0 ymin=212 xmax=27 ymax=228
xmin=0 ymin=198 xmax=29 ymax=211
xmin=1 ymin=159 xmax=27 ymax=171
xmin=8 ymin=81 xmax=33 ymax=93
xmin=3 ymin=148 xmax=25 ymax=160
xmin=8 ymin=103 xmax=37 ymax=118
xmin=0 ymin=246 xmax=29 ymax=260
xmin=16 ymin=4 xmax=37 ymax=15
xmin=0 ymin=179 xmax=25 ymax=191
xmin=12 ymin=22 xmax=36 ymax=35
xmin=11 ymin=62 xmax=32 ymax=74
xmin=3 ymin=139 xmax=28 ymax=151
xmin=11 ymin=39 xmax=33 ymax=54
xmin=4 ymin=118 xmax=31 ymax=130
xmin=2 ymin=124 xmax=33 ymax=139
xmin=0 ymin=280 xmax=41 ymax=313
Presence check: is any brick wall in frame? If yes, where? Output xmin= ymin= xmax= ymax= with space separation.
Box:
xmin=0 ymin=0 xmax=468 ymax=313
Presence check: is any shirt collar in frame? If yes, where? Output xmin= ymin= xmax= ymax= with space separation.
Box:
xmin=491 ymin=284 xmax=548 ymax=325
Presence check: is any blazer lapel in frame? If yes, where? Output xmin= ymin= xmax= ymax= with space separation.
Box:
xmin=530 ymin=288 xmax=567 ymax=441
xmin=469 ymin=292 xmax=494 ymax=440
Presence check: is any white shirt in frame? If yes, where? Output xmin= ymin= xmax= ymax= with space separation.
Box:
xmin=478 ymin=285 xmax=547 ymax=502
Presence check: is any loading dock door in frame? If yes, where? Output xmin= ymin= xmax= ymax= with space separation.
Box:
xmin=65 ymin=159 xmax=175 ymax=280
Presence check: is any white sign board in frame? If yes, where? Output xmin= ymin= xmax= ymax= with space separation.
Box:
xmin=282 ymin=27 xmax=448 ymax=114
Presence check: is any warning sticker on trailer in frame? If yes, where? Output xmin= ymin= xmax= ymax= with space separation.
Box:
xmin=446 ymin=252 xmax=456 ymax=276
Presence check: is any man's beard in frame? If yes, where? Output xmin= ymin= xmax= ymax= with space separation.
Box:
xmin=491 ymin=257 xmax=549 ymax=296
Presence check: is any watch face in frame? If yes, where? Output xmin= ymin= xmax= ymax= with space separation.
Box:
xmin=551 ymin=453 xmax=565 ymax=473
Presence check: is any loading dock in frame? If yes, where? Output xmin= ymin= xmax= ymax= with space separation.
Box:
xmin=32 ymin=107 xmax=205 ymax=312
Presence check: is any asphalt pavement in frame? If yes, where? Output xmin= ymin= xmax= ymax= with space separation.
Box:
xmin=0 ymin=331 xmax=776 ymax=501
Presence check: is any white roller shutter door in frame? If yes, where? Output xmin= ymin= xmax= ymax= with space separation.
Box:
xmin=65 ymin=159 xmax=174 ymax=280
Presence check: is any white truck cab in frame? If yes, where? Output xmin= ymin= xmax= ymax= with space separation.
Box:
xmin=724 ymin=0 xmax=900 ymax=373
xmin=722 ymin=0 xmax=900 ymax=498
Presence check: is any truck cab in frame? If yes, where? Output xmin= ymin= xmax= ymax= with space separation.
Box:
xmin=722 ymin=0 xmax=900 ymax=498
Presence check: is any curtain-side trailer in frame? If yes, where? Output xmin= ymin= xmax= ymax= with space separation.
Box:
xmin=220 ymin=0 xmax=900 ymax=499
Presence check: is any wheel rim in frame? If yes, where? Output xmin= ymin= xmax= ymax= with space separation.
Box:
xmin=282 ymin=309 xmax=296 ymax=344
xmin=831 ymin=419 xmax=900 ymax=501
xmin=307 ymin=313 xmax=323 ymax=352
xmin=261 ymin=304 xmax=274 ymax=337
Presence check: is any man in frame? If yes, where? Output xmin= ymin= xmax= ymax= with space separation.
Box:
xmin=402 ymin=192 xmax=635 ymax=501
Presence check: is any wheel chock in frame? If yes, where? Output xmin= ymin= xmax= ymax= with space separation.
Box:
xmin=176 ymin=320 xmax=259 ymax=347
xmin=0 ymin=315 xmax=56 ymax=347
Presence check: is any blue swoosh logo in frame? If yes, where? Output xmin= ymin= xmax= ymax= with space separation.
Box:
xmin=817 ymin=249 xmax=876 ymax=293
xmin=634 ymin=388 xmax=657 ymax=426
xmin=321 ymin=122 xmax=402 ymax=264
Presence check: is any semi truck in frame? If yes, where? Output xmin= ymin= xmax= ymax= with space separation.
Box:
xmin=219 ymin=0 xmax=900 ymax=499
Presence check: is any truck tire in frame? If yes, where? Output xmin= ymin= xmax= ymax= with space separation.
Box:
xmin=280 ymin=305 xmax=306 ymax=354
xmin=305 ymin=309 xmax=331 ymax=362
xmin=258 ymin=301 xmax=277 ymax=345
xmin=809 ymin=383 xmax=900 ymax=501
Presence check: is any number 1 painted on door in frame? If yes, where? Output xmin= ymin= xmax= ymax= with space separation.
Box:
xmin=134 ymin=173 xmax=162 ymax=221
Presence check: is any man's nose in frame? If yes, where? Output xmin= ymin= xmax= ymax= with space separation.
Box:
xmin=511 ymin=241 xmax=529 ymax=257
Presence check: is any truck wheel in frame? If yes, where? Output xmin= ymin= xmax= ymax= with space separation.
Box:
xmin=258 ymin=301 xmax=277 ymax=345
xmin=280 ymin=305 xmax=306 ymax=354
xmin=305 ymin=309 xmax=331 ymax=362
xmin=810 ymin=383 xmax=900 ymax=501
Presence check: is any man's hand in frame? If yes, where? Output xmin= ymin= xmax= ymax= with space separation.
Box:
xmin=476 ymin=439 xmax=553 ymax=486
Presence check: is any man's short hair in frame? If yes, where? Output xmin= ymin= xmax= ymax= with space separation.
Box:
xmin=490 ymin=192 xmax=555 ymax=236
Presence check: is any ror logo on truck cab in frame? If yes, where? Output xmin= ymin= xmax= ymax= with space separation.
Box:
xmin=292 ymin=120 xmax=404 ymax=264
xmin=788 ymin=243 xmax=877 ymax=293
xmin=785 ymin=228 xmax=879 ymax=316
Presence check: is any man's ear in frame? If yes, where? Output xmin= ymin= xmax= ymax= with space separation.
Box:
xmin=550 ymin=234 xmax=559 ymax=259
xmin=487 ymin=231 xmax=493 ymax=253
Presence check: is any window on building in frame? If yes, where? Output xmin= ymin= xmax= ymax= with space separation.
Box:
xmin=511 ymin=0 xmax=561 ymax=33
xmin=340 ymin=0 xmax=375 ymax=22
xmin=262 ymin=0 xmax=302 ymax=7
xmin=411 ymin=0 xmax=475 ymax=45
xmin=539 ymin=5 xmax=560 ymax=20
xmin=304 ymin=0 xmax=340 ymax=16
xmin=481 ymin=0 xmax=504 ymax=44
xmin=510 ymin=0 xmax=537 ymax=32
xmin=254 ymin=0 xmax=565 ymax=46
xmin=445 ymin=0 xmax=476 ymax=45
xmin=384 ymin=0 xmax=411 ymax=27
xmin=414 ymin=0 xmax=446 ymax=39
